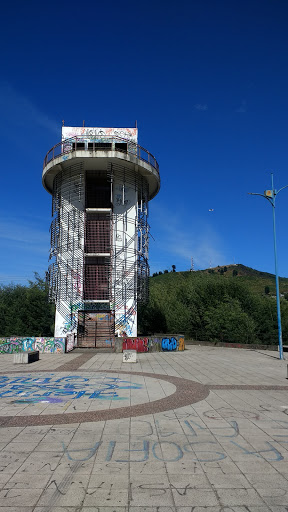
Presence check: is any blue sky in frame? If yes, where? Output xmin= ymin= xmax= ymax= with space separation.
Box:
xmin=1 ymin=0 xmax=288 ymax=283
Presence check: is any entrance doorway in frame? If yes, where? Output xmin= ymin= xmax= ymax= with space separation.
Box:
xmin=77 ymin=311 xmax=114 ymax=348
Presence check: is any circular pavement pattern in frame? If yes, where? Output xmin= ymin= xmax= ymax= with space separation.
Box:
xmin=0 ymin=370 xmax=209 ymax=427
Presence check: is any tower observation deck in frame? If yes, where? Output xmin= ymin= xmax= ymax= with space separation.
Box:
xmin=42 ymin=126 xmax=160 ymax=347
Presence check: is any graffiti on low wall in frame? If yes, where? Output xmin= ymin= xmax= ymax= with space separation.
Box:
xmin=123 ymin=338 xmax=148 ymax=352
xmin=122 ymin=335 xmax=185 ymax=353
xmin=0 ymin=337 xmax=66 ymax=354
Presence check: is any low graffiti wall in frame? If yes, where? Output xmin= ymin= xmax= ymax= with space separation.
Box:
xmin=119 ymin=335 xmax=185 ymax=353
xmin=0 ymin=337 xmax=70 ymax=354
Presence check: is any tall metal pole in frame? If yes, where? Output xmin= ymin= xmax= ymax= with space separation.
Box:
xmin=270 ymin=174 xmax=283 ymax=360
xmin=248 ymin=173 xmax=288 ymax=360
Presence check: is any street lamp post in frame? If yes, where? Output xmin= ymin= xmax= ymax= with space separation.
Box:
xmin=249 ymin=173 xmax=288 ymax=360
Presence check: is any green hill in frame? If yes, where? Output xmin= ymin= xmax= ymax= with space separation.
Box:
xmin=138 ymin=264 xmax=288 ymax=345
xmin=152 ymin=264 xmax=288 ymax=296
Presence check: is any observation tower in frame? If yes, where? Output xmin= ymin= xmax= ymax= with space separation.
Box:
xmin=42 ymin=126 xmax=160 ymax=347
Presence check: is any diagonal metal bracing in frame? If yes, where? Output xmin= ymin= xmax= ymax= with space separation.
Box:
xmin=48 ymin=163 xmax=85 ymax=325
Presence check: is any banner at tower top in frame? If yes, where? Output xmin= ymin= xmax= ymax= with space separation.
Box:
xmin=62 ymin=127 xmax=138 ymax=143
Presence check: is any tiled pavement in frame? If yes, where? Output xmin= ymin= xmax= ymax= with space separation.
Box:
xmin=0 ymin=345 xmax=287 ymax=511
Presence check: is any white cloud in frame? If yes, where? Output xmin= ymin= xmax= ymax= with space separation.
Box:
xmin=149 ymin=206 xmax=226 ymax=271
xmin=194 ymin=103 xmax=208 ymax=111
xmin=235 ymin=99 xmax=247 ymax=113
xmin=0 ymin=219 xmax=49 ymax=253
xmin=0 ymin=83 xmax=59 ymax=135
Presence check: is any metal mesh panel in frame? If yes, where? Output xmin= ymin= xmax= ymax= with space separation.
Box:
xmin=48 ymin=163 xmax=85 ymax=322
xmin=107 ymin=163 xmax=150 ymax=333
xmin=84 ymin=256 xmax=110 ymax=300
xmin=85 ymin=213 xmax=111 ymax=254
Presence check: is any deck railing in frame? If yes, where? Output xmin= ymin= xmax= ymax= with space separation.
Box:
xmin=43 ymin=136 xmax=159 ymax=173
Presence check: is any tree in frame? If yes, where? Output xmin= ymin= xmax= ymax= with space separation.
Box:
xmin=0 ymin=273 xmax=55 ymax=337
xmin=265 ymin=286 xmax=270 ymax=295
xmin=172 ymin=265 xmax=176 ymax=272
xmin=203 ymin=298 xmax=257 ymax=343
xmin=233 ymin=269 xmax=238 ymax=277
xmin=137 ymin=270 xmax=285 ymax=344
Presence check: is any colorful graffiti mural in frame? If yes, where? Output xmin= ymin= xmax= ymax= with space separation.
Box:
xmin=122 ymin=335 xmax=185 ymax=353
xmin=62 ymin=126 xmax=138 ymax=143
xmin=179 ymin=337 xmax=185 ymax=351
xmin=0 ymin=337 xmax=66 ymax=354
xmin=161 ymin=337 xmax=177 ymax=351
xmin=61 ymin=301 xmax=110 ymax=334
xmin=123 ymin=338 xmax=148 ymax=353
xmin=115 ymin=305 xmax=136 ymax=337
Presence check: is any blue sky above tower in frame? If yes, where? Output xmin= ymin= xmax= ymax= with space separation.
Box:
xmin=0 ymin=0 xmax=288 ymax=282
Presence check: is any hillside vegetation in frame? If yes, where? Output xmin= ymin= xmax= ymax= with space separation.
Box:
xmin=138 ymin=264 xmax=288 ymax=345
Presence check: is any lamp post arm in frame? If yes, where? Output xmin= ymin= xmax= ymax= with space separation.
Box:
xmin=276 ymin=184 xmax=288 ymax=196
xmin=248 ymin=192 xmax=273 ymax=206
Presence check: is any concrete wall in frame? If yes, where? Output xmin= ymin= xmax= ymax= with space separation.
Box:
xmin=115 ymin=335 xmax=185 ymax=353
xmin=0 ymin=337 xmax=70 ymax=354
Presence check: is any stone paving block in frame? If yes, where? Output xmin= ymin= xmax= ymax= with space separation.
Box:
xmin=78 ymin=507 xmax=128 ymax=512
xmin=0 ymin=452 xmax=29 ymax=474
xmin=37 ymin=485 xmax=87 ymax=507
xmin=130 ymin=483 xmax=174 ymax=507
xmin=88 ymin=474 xmax=128 ymax=489
xmin=200 ymin=460 xmax=242 ymax=474
xmin=4 ymin=442 xmax=40 ymax=453
xmin=52 ymin=459 xmax=95 ymax=476
xmin=83 ymin=488 xmax=129 ymax=507
xmin=18 ymin=451 xmax=62 ymax=473
xmin=257 ymin=487 xmax=288 ymax=506
xmin=216 ymin=487 xmax=267 ymax=506
xmin=235 ymin=459 xmax=279 ymax=474
xmin=129 ymin=508 xmax=175 ymax=512
xmin=244 ymin=472 xmax=288 ymax=487
xmin=171 ymin=487 xmax=219 ymax=507
xmin=177 ymin=507 xmax=272 ymax=512
xmin=5 ymin=471 xmax=51 ymax=489
xmin=167 ymin=473 xmax=210 ymax=490
xmin=0 ymin=508 xmax=34 ymax=512
xmin=0 ymin=487 xmax=43 ymax=506
xmin=166 ymin=460 xmax=204 ymax=475
xmin=205 ymin=472 xmax=252 ymax=488
xmin=34 ymin=508 xmax=80 ymax=512
xmin=92 ymin=462 xmax=129 ymax=476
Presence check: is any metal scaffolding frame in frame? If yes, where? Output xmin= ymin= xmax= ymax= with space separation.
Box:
xmin=47 ymin=159 xmax=150 ymax=341
xmin=108 ymin=162 xmax=150 ymax=334
xmin=48 ymin=162 xmax=85 ymax=327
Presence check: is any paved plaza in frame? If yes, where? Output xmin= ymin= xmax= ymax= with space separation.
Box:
xmin=0 ymin=345 xmax=287 ymax=511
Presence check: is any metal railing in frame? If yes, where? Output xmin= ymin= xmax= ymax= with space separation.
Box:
xmin=43 ymin=136 xmax=159 ymax=174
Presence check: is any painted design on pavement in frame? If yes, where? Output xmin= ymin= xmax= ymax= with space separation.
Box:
xmin=0 ymin=374 xmax=143 ymax=401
